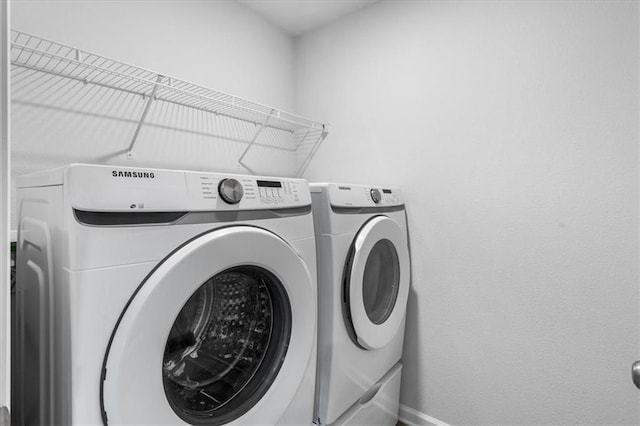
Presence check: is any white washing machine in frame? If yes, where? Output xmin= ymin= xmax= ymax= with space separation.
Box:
xmin=310 ymin=183 xmax=410 ymax=426
xmin=12 ymin=164 xmax=318 ymax=425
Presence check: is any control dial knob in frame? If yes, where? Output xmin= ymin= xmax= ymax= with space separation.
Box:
xmin=370 ymin=188 xmax=382 ymax=204
xmin=218 ymin=178 xmax=244 ymax=204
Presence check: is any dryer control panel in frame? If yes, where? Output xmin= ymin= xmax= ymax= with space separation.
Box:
xmin=320 ymin=183 xmax=403 ymax=208
xmin=66 ymin=164 xmax=311 ymax=212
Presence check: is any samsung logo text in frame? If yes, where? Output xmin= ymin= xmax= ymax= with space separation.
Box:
xmin=112 ymin=170 xmax=155 ymax=179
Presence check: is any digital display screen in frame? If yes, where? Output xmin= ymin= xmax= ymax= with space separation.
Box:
xmin=257 ymin=180 xmax=282 ymax=188
xmin=383 ymin=189 xmax=392 ymax=194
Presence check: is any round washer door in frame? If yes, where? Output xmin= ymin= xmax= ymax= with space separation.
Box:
xmin=100 ymin=226 xmax=315 ymax=425
xmin=347 ymin=216 xmax=410 ymax=350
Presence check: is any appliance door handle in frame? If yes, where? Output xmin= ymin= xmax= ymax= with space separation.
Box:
xmin=358 ymin=383 xmax=382 ymax=406
xmin=632 ymin=361 xmax=640 ymax=390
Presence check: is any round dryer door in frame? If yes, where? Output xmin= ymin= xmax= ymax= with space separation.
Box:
xmin=346 ymin=216 xmax=410 ymax=350
xmin=100 ymin=226 xmax=315 ymax=425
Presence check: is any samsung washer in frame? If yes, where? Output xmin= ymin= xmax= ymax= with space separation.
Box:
xmin=13 ymin=164 xmax=317 ymax=425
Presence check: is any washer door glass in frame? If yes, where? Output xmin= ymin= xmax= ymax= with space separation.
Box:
xmin=162 ymin=266 xmax=291 ymax=425
xmin=362 ymin=239 xmax=400 ymax=325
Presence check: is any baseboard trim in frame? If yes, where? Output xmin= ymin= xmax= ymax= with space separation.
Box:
xmin=399 ymin=404 xmax=450 ymax=426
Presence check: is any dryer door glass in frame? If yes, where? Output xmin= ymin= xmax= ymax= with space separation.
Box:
xmin=346 ymin=215 xmax=411 ymax=350
xmin=162 ymin=265 xmax=291 ymax=425
xmin=362 ymin=239 xmax=400 ymax=325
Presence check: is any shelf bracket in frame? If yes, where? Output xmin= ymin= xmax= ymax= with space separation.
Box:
xmin=127 ymin=74 xmax=163 ymax=159
xmin=294 ymin=125 xmax=329 ymax=177
xmin=237 ymin=109 xmax=276 ymax=174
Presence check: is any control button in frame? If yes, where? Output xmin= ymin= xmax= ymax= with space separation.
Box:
xmin=370 ymin=188 xmax=382 ymax=204
xmin=218 ymin=178 xmax=244 ymax=204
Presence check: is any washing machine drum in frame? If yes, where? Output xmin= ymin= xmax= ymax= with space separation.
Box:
xmin=100 ymin=226 xmax=315 ymax=425
xmin=163 ymin=266 xmax=290 ymax=424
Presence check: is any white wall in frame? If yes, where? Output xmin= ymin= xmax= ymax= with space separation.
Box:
xmin=11 ymin=0 xmax=294 ymax=113
xmin=296 ymin=1 xmax=639 ymax=424
xmin=9 ymin=0 xmax=296 ymax=228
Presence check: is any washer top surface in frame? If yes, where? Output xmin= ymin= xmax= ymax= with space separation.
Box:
xmin=17 ymin=163 xmax=311 ymax=212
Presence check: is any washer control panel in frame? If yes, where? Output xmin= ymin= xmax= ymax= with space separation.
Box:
xmin=319 ymin=183 xmax=403 ymax=208
xmin=186 ymin=172 xmax=309 ymax=210
xmin=65 ymin=164 xmax=310 ymax=212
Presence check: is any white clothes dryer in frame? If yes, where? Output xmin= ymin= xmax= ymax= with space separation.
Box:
xmin=310 ymin=183 xmax=410 ymax=426
xmin=12 ymin=164 xmax=317 ymax=426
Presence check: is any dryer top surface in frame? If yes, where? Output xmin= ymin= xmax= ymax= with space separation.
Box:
xmin=310 ymin=182 xmax=403 ymax=209
xmin=310 ymin=183 xmax=407 ymax=237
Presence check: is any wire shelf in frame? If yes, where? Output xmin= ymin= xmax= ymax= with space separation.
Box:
xmin=10 ymin=29 xmax=328 ymax=177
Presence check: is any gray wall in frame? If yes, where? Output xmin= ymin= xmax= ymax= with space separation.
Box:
xmin=296 ymin=1 xmax=639 ymax=423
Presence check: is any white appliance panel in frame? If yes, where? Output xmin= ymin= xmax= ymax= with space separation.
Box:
xmin=64 ymin=164 xmax=311 ymax=212
xmin=330 ymin=363 xmax=401 ymax=426
xmin=315 ymin=183 xmax=403 ymax=208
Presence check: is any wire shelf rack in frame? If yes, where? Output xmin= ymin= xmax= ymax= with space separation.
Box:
xmin=10 ymin=29 xmax=328 ymax=177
